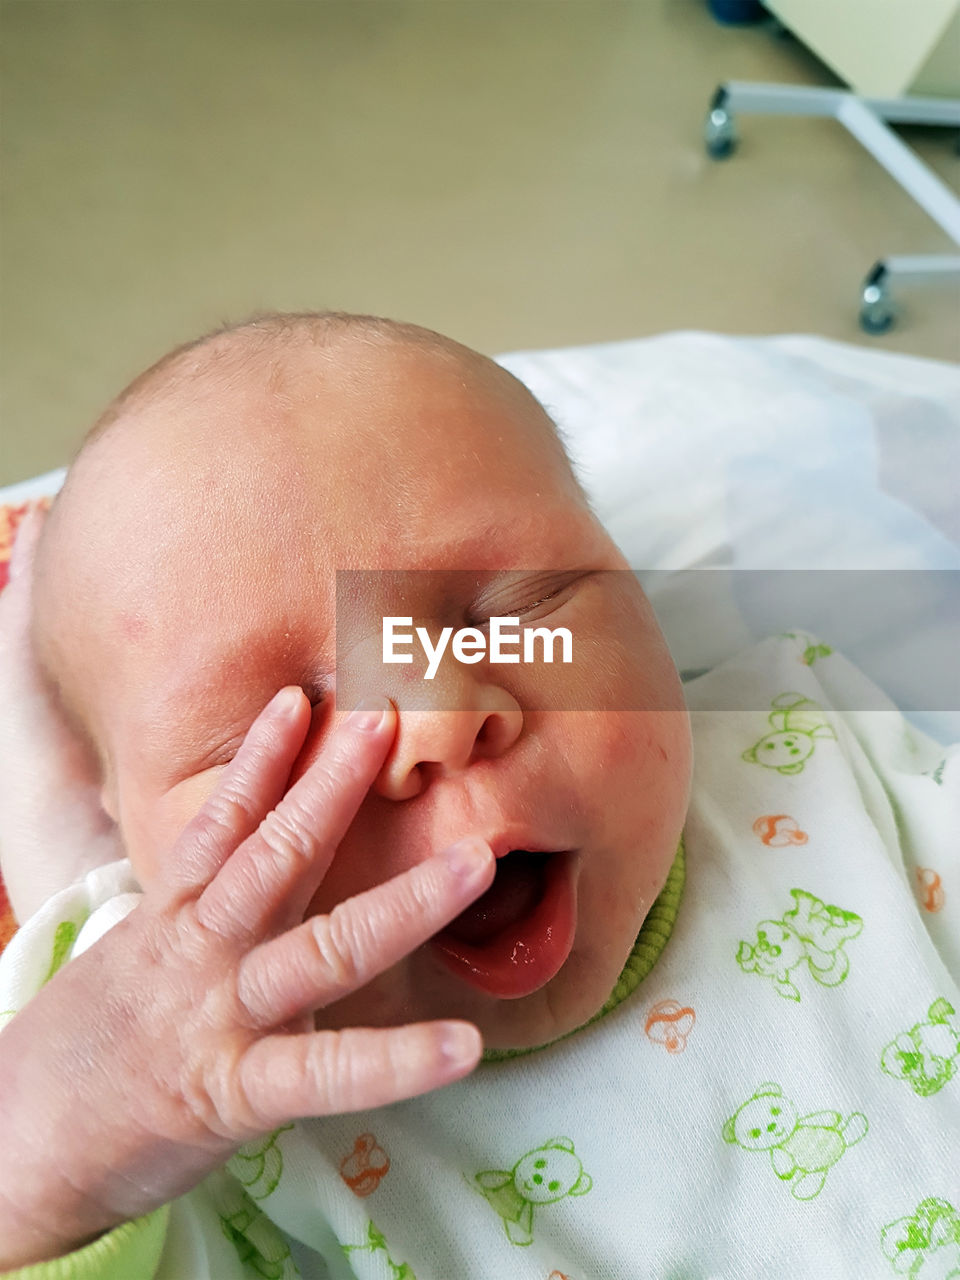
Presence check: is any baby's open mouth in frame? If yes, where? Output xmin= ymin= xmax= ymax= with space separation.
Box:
xmin=442 ymin=850 xmax=553 ymax=944
xmin=431 ymin=849 xmax=577 ymax=999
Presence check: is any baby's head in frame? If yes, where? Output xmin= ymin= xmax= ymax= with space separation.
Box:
xmin=33 ymin=312 xmax=691 ymax=1050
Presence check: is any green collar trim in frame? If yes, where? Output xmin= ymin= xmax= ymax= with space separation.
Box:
xmin=482 ymin=834 xmax=686 ymax=1063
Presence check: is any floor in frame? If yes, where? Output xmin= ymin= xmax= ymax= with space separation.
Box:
xmin=1 ymin=0 xmax=958 ymax=486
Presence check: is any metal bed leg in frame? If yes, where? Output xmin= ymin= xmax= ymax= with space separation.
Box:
xmin=860 ymin=256 xmax=960 ymax=333
xmin=703 ymin=82 xmax=960 ymax=331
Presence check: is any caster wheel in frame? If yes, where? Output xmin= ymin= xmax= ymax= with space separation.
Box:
xmin=706 ymin=128 xmax=737 ymax=159
xmin=859 ymin=264 xmax=895 ymax=334
xmin=705 ymin=88 xmax=737 ymax=159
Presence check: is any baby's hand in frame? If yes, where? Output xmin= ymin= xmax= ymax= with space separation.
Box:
xmin=0 ymin=688 xmax=494 ymax=1268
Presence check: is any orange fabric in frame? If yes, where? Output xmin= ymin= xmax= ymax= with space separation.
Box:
xmin=0 ymin=875 xmax=15 ymax=953
xmin=0 ymin=498 xmax=51 ymax=953
xmin=0 ymin=498 xmax=49 ymax=592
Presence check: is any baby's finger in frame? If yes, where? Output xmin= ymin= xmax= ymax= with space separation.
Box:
xmin=166 ymin=687 xmax=312 ymax=897
xmin=236 ymin=837 xmax=494 ymax=1026
xmin=196 ymin=698 xmax=396 ymax=940
xmin=235 ymin=1021 xmax=483 ymax=1129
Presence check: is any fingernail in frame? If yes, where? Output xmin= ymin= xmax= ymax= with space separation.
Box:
xmin=443 ymin=837 xmax=489 ymax=880
xmin=270 ymin=686 xmax=302 ymax=718
xmin=441 ymin=1022 xmax=482 ymax=1070
xmin=348 ymin=695 xmax=389 ymax=732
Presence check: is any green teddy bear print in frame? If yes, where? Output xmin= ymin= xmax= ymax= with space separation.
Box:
xmin=43 ymin=919 xmax=78 ymax=986
xmin=742 ymin=692 xmax=836 ymax=775
xmin=343 ymin=1220 xmax=416 ymax=1280
xmin=211 ymin=1176 xmax=299 ymax=1279
xmin=926 ymin=759 xmax=947 ymax=787
xmin=474 ymin=1138 xmax=593 ymax=1247
xmin=723 ymin=1083 xmax=867 ymax=1201
xmin=781 ymin=632 xmax=833 ymax=667
xmin=881 ymin=1197 xmax=960 ymax=1276
xmin=736 ymin=888 xmax=863 ymax=1001
xmin=228 ymin=1124 xmax=294 ymax=1201
xmin=881 ymin=999 xmax=960 ymax=1098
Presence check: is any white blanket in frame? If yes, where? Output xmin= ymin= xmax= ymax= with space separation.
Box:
xmin=496 ymin=332 xmax=960 ymax=741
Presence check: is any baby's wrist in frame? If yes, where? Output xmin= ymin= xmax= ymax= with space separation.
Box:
xmin=0 ymin=1094 xmax=142 ymax=1271
xmin=0 ymin=1175 xmax=114 ymax=1270
xmin=0 ymin=1205 xmax=170 ymax=1277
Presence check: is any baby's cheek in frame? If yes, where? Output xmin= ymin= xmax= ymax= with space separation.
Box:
xmin=586 ymin=709 xmax=691 ymax=868
xmin=123 ymin=768 xmax=226 ymax=887
xmin=587 ymin=710 xmax=690 ymax=785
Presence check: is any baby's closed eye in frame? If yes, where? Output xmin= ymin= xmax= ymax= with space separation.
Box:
xmin=467 ymin=569 xmax=594 ymax=627
xmin=163 ymin=684 xmax=330 ymax=785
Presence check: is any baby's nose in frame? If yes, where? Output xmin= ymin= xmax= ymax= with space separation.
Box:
xmin=372 ymin=687 xmax=523 ymax=801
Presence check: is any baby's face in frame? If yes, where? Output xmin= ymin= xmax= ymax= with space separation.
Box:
xmin=53 ymin=335 xmax=691 ymax=1049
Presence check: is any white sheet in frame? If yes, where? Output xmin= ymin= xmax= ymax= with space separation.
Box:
xmin=496 ymin=332 xmax=960 ymax=740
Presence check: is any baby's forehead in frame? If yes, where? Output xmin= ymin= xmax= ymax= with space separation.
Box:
xmin=55 ymin=366 xmax=549 ymax=649
xmin=124 ymin=343 xmax=562 ymax=547
xmin=101 ymin=330 xmax=550 ymax=486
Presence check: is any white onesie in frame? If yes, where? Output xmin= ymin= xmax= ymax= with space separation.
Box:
xmin=2 ymin=634 xmax=958 ymax=1280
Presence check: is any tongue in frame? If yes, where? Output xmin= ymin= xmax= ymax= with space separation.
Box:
xmin=442 ymin=852 xmax=549 ymax=945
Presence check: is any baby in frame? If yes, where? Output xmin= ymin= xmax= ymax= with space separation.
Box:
xmin=0 ymin=312 xmax=957 ymax=1280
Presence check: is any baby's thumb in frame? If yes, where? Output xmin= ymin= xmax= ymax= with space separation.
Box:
xmin=9 ymin=503 xmax=47 ymax=584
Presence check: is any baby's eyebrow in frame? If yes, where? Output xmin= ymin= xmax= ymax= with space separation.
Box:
xmin=398 ymin=503 xmax=579 ymax=573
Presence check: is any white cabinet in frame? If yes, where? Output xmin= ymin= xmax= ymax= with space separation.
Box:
xmin=765 ymin=0 xmax=960 ymax=97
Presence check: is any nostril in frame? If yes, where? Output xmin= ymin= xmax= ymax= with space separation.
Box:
xmin=373 ymin=757 xmax=424 ymax=802
xmin=471 ymin=708 xmax=522 ymax=758
xmin=414 ymin=760 xmax=442 ymax=789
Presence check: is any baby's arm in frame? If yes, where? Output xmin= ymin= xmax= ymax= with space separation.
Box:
xmin=0 ymin=688 xmax=494 ymax=1269
xmin=0 ymin=506 xmax=121 ymax=921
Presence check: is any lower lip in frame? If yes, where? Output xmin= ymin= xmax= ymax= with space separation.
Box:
xmin=430 ymin=851 xmax=577 ymax=999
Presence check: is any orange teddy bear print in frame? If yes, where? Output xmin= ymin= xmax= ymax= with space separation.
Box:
xmin=916 ymin=868 xmax=945 ymax=913
xmin=340 ymin=1133 xmax=391 ymax=1197
xmin=753 ymin=815 xmax=808 ymax=848
xmin=645 ymin=1000 xmax=696 ymax=1054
